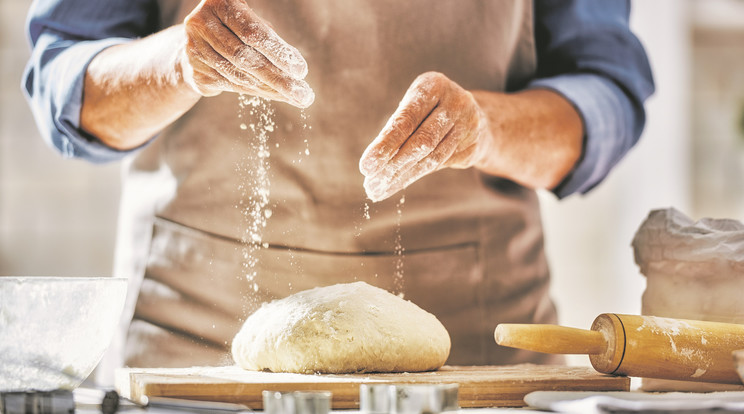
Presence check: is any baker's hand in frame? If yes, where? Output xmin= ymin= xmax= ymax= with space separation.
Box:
xmin=180 ymin=0 xmax=314 ymax=107
xmin=359 ymin=72 xmax=493 ymax=202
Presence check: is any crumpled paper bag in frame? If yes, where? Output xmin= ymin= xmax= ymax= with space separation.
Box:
xmin=633 ymin=207 xmax=744 ymax=281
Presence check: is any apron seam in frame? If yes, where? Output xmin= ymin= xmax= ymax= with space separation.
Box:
xmin=154 ymin=215 xmax=481 ymax=256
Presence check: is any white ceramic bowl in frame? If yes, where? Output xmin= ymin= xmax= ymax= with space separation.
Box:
xmin=0 ymin=277 xmax=127 ymax=391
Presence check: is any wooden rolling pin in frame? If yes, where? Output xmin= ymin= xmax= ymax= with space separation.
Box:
xmin=495 ymin=313 xmax=744 ymax=384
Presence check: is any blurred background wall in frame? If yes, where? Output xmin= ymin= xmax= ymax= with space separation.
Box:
xmin=2 ymin=0 xmax=744 ymax=364
xmin=1 ymin=0 xmax=121 ymax=277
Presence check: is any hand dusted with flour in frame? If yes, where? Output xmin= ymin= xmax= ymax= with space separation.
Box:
xmin=359 ymin=72 xmax=584 ymax=202
xmin=182 ymin=0 xmax=314 ymax=106
xmin=231 ymin=282 xmax=451 ymax=374
xmin=360 ymin=72 xmax=489 ymax=202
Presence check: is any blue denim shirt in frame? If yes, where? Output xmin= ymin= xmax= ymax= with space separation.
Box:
xmin=22 ymin=0 xmax=654 ymax=198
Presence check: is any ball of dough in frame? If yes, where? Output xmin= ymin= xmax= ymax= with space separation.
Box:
xmin=231 ymin=281 xmax=451 ymax=374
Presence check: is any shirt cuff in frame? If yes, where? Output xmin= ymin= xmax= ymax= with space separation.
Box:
xmin=527 ymin=73 xmax=635 ymax=198
xmin=27 ymin=36 xmax=143 ymax=162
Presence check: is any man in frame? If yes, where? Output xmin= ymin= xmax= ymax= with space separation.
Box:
xmin=24 ymin=0 xmax=653 ymax=377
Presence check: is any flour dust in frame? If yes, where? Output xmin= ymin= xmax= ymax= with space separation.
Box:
xmin=354 ymin=202 xmax=372 ymax=237
xmin=236 ymin=95 xmax=274 ymax=311
xmin=354 ymin=195 xmax=405 ymax=298
xmin=394 ymin=194 xmax=405 ymax=297
xmin=292 ymin=109 xmax=311 ymax=164
xmin=235 ymin=97 xmax=406 ymax=303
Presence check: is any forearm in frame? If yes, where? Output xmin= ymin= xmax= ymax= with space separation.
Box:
xmin=81 ymin=24 xmax=200 ymax=150
xmin=471 ymin=88 xmax=584 ymax=190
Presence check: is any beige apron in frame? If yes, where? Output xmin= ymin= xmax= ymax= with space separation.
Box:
xmin=110 ymin=0 xmax=560 ymax=372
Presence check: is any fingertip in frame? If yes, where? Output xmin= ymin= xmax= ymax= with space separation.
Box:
xmin=289 ymin=59 xmax=309 ymax=79
xmin=365 ymin=188 xmax=391 ymax=203
xmin=359 ymin=151 xmax=382 ymax=177
xmin=359 ymin=165 xmax=374 ymax=178
xmin=289 ymin=83 xmax=314 ymax=108
xmin=358 ymin=157 xmax=371 ymax=176
xmin=300 ymin=94 xmax=315 ymax=108
xmin=366 ymin=194 xmax=384 ymax=203
xmin=363 ymin=176 xmax=386 ymax=203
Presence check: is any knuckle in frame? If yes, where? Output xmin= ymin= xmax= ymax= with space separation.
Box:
xmin=192 ymin=65 xmax=218 ymax=83
xmin=418 ymin=71 xmax=441 ymax=83
xmin=240 ymin=56 xmax=288 ymax=91
xmin=234 ymin=46 xmax=265 ymax=70
xmin=242 ymin=74 xmax=262 ymax=89
xmin=422 ymin=71 xmax=446 ymax=85
xmin=231 ymin=71 xmax=256 ymax=88
xmin=377 ymin=142 xmax=399 ymax=160
xmin=460 ymin=89 xmax=476 ymax=108
xmin=394 ymin=109 xmax=419 ymax=134
xmin=413 ymin=127 xmax=439 ymax=151
xmin=201 ymin=0 xmax=228 ymax=19
xmin=450 ymin=143 xmax=478 ymax=168
xmin=212 ymin=0 xmax=228 ymax=15
xmin=184 ymin=8 xmax=207 ymax=30
xmin=414 ymin=71 xmax=449 ymax=97
xmin=243 ymin=22 xmax=268 ymax=45
xmin=430 ymin=149 xmax=449 ymax=165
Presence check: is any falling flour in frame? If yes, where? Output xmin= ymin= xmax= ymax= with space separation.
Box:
xmin=301 ymin=109 xmax=311 ymax=157
xmin=291 ymin=110 xmax=311 ymax=164
xmin=234 ymin=96 xmax=407 ymax=306
xmin=355 ymin=194 xmax=406 ymax=297
xmin=393 ymin=194 xmax=406 ymax=296
xmin=353 ymin=202 xmax=372 ymax=237
xmin=236 ymin=95 xmax=274 ymax=309
xmin=234 ymin=98 xmax=315 ymax=307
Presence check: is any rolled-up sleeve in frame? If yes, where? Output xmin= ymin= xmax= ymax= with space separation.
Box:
xmin=22 ymin=0 xmax=159 ymax=162
xmin=529 ymin=0 xmax=655 ymax=198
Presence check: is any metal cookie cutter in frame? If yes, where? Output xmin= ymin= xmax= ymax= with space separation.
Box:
xmin=0 ymin=390 xmax=74 ymax=414
xmin=360 ymin=384 xmax=459 ymax=414
xmin=263 ymin=390 xmax=332 ymax=414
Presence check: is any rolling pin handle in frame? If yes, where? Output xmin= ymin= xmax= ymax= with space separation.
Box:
xmin=494 ymin=324 xmax=608 ymax=355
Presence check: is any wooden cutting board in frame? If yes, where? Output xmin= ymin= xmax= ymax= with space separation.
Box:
xmin=116 ymin=365 xmax=629 ymax=408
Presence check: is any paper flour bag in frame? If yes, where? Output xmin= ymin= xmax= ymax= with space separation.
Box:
xmin=633 ymin=207 xmax=744 ymax=391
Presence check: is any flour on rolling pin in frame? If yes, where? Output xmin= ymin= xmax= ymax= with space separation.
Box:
xmin=638 ymin=316 xmax=693 ymax=335
xmin=635 ymin=316 xmax=708 ymax=378
xmin=495 ymin=313 xmax=744 ymax=385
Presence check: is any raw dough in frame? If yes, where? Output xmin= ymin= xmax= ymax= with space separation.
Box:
xmin=231 ymin=281 xmax=451 ymax=374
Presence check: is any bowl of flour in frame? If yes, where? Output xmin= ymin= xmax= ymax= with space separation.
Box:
xmin=0 ymin=277 xmax=127 ymax=391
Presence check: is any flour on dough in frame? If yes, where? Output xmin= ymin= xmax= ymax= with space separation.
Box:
xmin=231 ymin=281 xmax=451 ymax=374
